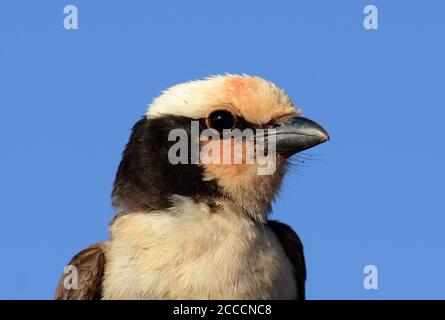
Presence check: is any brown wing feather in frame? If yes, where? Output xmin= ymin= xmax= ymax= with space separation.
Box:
xmin=267 ymin=220 xmax=306 ymax=300
xmin=54 ymin=243 xmax=105 ymax=300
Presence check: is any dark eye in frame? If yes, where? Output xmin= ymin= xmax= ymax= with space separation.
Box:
xmin=206 ymin=110 xmax=237 ymax=131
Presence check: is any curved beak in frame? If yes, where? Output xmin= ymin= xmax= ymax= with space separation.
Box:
xmin=272 ymin=116 xmax=329 ymax=156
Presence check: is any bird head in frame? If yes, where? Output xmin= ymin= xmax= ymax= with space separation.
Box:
xmin=112 ymin=75 xmax=328 ymax=222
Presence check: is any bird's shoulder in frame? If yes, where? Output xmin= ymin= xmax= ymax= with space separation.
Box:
xmin=266 ymin=219 xmax=306 ymax=299
xmin=54 ymin=242 xmax=106 ymax=300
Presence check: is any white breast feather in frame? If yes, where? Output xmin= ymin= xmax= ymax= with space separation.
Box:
xmin=102 ymin=197 xmax=296 ymax=299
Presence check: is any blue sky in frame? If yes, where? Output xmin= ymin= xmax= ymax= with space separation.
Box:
xmin=1 ymin=0 xmax=444 ymax=299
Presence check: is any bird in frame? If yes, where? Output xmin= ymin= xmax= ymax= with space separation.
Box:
xmin=55 ymin=74 xmax=329 ymax=300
